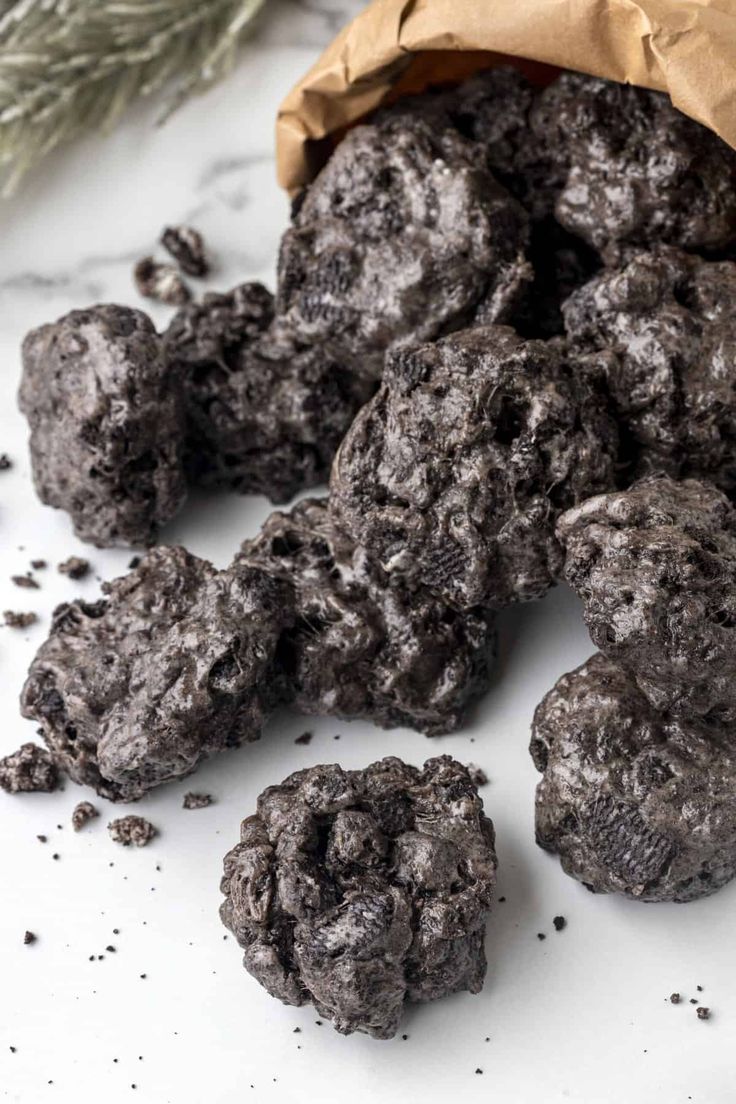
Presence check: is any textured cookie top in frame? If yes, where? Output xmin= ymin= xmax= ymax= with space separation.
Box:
xmin=238 ymin=498 xmax=495 ymax=734
xmin=277 ymin=115 xmax=530 ymax=373
xmin=331 ymin=324 xmax=618 ymax=609
xmin=564 ymin=247 xmax=736 ymax=491
xmin=220 ymin=755 xmax=496 ymax=1038
xmin=19 ymin=304 xmax=186 ymax=547
xmin=532 ymin=73 xmax=736 ymax=257
xmin=21 ymin=546 xmax=292 ymax=801
xmin=558 ymin=475 xmax=736 ymax=721
xmin=532 ymin=652 xmax=736 ymax=902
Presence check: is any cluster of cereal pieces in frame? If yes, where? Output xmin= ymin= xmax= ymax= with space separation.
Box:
xmin=13 ymin=68 xmax=736 ymax=1035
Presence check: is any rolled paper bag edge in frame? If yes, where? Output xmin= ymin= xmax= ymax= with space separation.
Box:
xmin=275 ymin=0 xmax=736 ymax=195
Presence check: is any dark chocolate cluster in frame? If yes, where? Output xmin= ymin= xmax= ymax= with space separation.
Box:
xmin=331 ymin=325 xmax=618 ymax=610
xmin=220 ymin=756 xmax=497 ymax=1038
xmin=21 ymin=546 xmax=292 ymax=801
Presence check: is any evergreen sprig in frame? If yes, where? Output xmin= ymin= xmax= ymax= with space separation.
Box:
xmin=0 ymin=0 xmax=266 ymax=195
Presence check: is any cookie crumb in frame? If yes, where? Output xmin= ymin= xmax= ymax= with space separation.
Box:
xmin=468 ymin=764 xmax=489 ymax=787
xmin=134 ymin=257 xmax=191 ymax=306
xmin=294 ymin=732 xmax=313 ymax=745
xmin=552 ymin=915 xmax=566 ymax=932
xmin=31 ymin=560 xmax=47 ymax=570
xmin=128 ymin=556 xmax=141 ymax=570
xmin=58 ymin=556 xmax=90 ymax=580
xmin=537 ymin=933 xmax=546 ymax=941
xmin=670 ymin=993 xmax=681 ymax=1004
xmin=12 ymin=575 xmax=39 ymax=589
xmin=4 ymin=610 xmax=37 ymax=629
xmin=23 ymin=930 xmax=36 ymax=945
xmin=161 ymin=226 xmax=209 ymax=278
xmin=72 ymin=801 xmax=98 ymax=831
xmin=0 ymin=743 xmax=58 ymax=793
xmin=108 ymin=816 xmax=156 ymax=847
xmin=696 ymin=1006 xmax=710 ymax=1020
xmin=182 ymin=792 xmax=212 ymax=810
xmin=0 ymin=454 xmax=11 ymax=470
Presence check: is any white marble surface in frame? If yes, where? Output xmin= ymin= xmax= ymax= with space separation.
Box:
xmin=0 ymin=5 xmax=734 ymax=1102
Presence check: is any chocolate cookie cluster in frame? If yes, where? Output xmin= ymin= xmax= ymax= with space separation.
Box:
xmin=532 ymin=476 xmax=736 ymax=902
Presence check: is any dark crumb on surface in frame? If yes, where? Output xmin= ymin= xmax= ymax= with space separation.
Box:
xmin=12 ymin=575 xmax=39 ymax=589
xmin=9 ymin=1046 xmax=15 ymax=1053
xmin=161 ymin=225 xmax=209 ymax=278
xmin=4 ymin=610 xmax=37 ymax=629
xmin=293 ymin=1027 xmax=300 ymax=1034
xmin=333 ymin=734 xmax=340 ymax=740
xmin=24 ymin=930 xmax=36 ymax=945
xmin=108 ymin=816 xmax=156 ymax=847
xmin=52 ymin=853 xmax=60 ymax=860
xmin=72 ymin=801 xmax=98 ymax=831
xmin=134 ymin=257 xmax=191 ymax=306
xmin=690 ymin=999 xmax=698 ymax=1005
xmin=475 ymin=1069 xmax=483 ymax=1075
xmin=315 ymin=1021 xmax=322 ymax=1027
xmin=106 ymin=945 xmax=116 ymax=953
xmin=37 ymin=834 xmax=46 ymax=843
xmin=670 ymin=993 xmax=681 ymax=1004
xmin=537 ymin=933 xmax=546 ymax=941
xmin=57 ymin=556 xmax=90 ymax=580
xmin=31 ymin=560 xmax=47 ymax=570
xmin=498 ymin=896 xmax=506 ymax=902
xmin=182 ymin=792 xmax=213 ymax=810
xmin=140 ymin=974 xmax=147 ymax=979
xmin=468 ymin=765 xmax=489 ymax=787
xmin=113 ymin=929 xmax=119 ymax=935
xmin=553 ymin=916 xmax=566 ymax=932
xmin=697 ymin=1007 xmax=711 ymax=1020
xmin=0 ymin=742 xmax=58 ymax=793
xmin=697 ymin=985 xmax=704 ymax=992
xmin=294 ymin=731 xmax=312 ymax=745
xmin=128 ymin=556 xmax=141 ymax=570
xmin=0 ymin=454 xmax=11 ymax=470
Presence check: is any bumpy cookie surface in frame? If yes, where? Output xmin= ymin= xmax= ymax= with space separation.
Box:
xmin=331 ymin=325 xmax=618 ymax=610
xmin=19 ymin=305 xmax=187 ymax=547
xmin=531 ymin=652 xmax=736 ymax=902
xmin=564 ymin=248 xmax=736 ymax=491
xmin=532 ymin=73 xmax=736 ymax=257
xmin=277 ymin=115 xmax=530 ymax=377
xmin=238 ymin=498 xmax=495 ymax=735
xmin=220 ymin=756 xmax=497 ymax=1038
xmin=21 ymin=547 xmax=293 ymax=801
xmin=558 ymin=475 xmax=736 ymax=721
xmin=166 ymin=285 xmax=372 ymax=503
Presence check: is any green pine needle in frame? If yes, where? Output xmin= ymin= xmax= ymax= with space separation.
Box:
xmin=0 ymin=0 xmax=266 ymax=195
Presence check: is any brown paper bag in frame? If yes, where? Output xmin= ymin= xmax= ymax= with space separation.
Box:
xmin=276 ymin=0 xmax=736 ymax=196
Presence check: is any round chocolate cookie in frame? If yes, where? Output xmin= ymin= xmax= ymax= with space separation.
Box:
xmin=558 ymin=475 xmax=736 ymax=722
xmin=237 ymin=498 xmax=495 ymax=735
xmin=330 ymin=325 xmax=618 ymax=610
xmin=531 ymin=652 xmax=736 ymax=903
xmin=19 ymin=305 xmax=187 ymax=548
xmin=277 ymin=115 xmax=531 ymax=377
xmin=531 ymin=73 xmax=736 ymax=258
xmin=564 ymin=247 xmax=736 ymax=492
xmin=220 ymin=756 xmax=497 ymax=1038
xmin=21 ymin=547 xmax=293 ymax=801
xmin=165 ymin=285 xmax=373 ymax=504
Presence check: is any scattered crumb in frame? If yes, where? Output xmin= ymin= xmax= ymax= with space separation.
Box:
xmin=128 ymin=556 xmax=141 ymax=570
xmin=697 ymin=985 xmax=704 ymax=992
xmin=12 ymin=575 xmax=39 ymax=590
xmin=183 ymin=792 xmax=213 ymax=810
xmin=690 ymin=999 xmax=698 ymax=1005
xmin=106 ymin=945 xmax=116 ymax=953
xmin=553 ymin=915 xmax=566 ymax=932
xmin=134 ymin=257 xmax=191 ymax=306
xmin=401 ymin=1034 xmax=408 ymax=1041
xmin=537 ymin=933 xmax=546 ymax=941
xmin=108 ymin=816 xmax=157 ymax=848
xmin=160 ymin=225 xmax=209 ymax=278
xmin=31 ymin=560 xmax=47 ymax=570
xmin=294 ymin=732 xmax=312 ymax=745
xmin=498 ymin=896 xmax=506 ymax=903
xmin=52 ymin=853 xmax=60 ymax=860
xmin=696 ymin=1007 xmax=711 ymax=1020
xmin=4 ymin=610 xmax=37 ymax=629
xmin=23 ymin=931 xmax=36 ymax=945
xmin=475 ymin=1069 xmax=483 ymax=1075
xmin=670 ymin=993 xmax=681 ymax=1004
xmin=0 ymin=454 xmax=11 ymax=470
xmin=293 ymin=1027 xmax=300 ymax=1034
xmin=333 ymin=734 xmax=340 ymax=740
xmin=37 ymin=834 xmax=47 ymax=843
xmin=9 ymin=1046 xmax=16 ymax=1053
xmin=468 ymin=764 xmax=489 ymax=787
xmin=58 ymin=556 xmax=90 ymax=580
xmin=0 ymin=743 xmax=58 ymax=793
xmin=72 ymin=801 xmax=98 ymax=831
